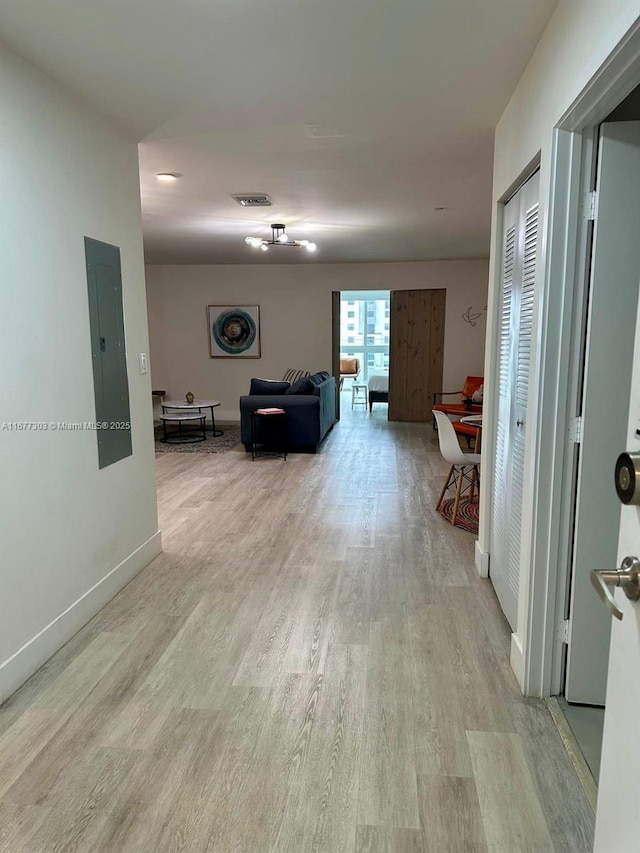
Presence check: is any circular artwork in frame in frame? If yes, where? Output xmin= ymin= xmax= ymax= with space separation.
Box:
xmin=207 ymin=305 xmax=261 ymax=358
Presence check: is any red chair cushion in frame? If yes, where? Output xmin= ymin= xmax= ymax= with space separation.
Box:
xmin=453 ymin=421 xmax=480 ymax=439
xmin=433 ymin=402 xmax=482 ymax=416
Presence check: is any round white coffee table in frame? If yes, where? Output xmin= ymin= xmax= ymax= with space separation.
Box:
xmin=162 ymin=399 xmax=223 ymax=436
xmin=159 ymin=412 xmax=207 ymax=444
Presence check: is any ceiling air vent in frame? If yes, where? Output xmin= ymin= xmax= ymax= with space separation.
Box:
xmin=232 ymin=193 xmax=273 ymax=207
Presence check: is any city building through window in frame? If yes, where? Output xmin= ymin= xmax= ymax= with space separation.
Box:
xmin=339 ymin=290 xmax=390 ymax=383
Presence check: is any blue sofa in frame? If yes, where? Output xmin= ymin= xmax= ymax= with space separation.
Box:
xmin=240 ymin=372 xmax=337 ymax=453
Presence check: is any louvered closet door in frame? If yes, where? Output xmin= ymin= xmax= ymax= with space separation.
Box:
xmin=490 ymin=171 xmax=539 ymax=630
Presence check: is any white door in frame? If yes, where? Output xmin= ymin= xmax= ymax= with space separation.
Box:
xmin=565 ymin=122 xmax=640 ymax=704
xmin=593 ymin=293 xmax=640 ymax=853
xmin=490 ymin=171 xmax=539 ymax=629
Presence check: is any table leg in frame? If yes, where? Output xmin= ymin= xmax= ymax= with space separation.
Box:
xmin=210 ymin=407 xmax=223 ymax=437
xmin=251 ymin=412 xmax=257 ymax=460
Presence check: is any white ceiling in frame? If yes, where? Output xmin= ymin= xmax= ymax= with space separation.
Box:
xmin=0 ymin=0 xmax=558 ymax=264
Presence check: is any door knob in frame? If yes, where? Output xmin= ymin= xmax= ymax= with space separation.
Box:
xmin=516 ymin=419 xmax=524 ymax=427
xmin=615 ymin=452 xmax=640 ymax=505
xmin=590 ymin=556 xmax=640 ymax=620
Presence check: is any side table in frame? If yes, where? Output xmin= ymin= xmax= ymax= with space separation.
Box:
xmin=250 ymin=408 xmax=288 ymax=460
xmin=352 ymin=383 xmax=368 ymax=409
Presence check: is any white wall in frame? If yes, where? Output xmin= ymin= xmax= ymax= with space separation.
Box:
xmin=0 ymin=48 xmax=161 ymax=702
xmin=478 ymin=0 xmax=639 ymax=687
xmin=146 ymin=260 xmax=488 ymax=421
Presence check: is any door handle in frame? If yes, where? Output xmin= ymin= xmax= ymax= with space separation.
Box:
xmin=615 ymin=452 xmax=640 ymax=505
xmin=590 ymin=556 xmax=640 ymax=620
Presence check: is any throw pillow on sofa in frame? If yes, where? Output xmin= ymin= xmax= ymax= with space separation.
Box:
xmin=282 ymin=368 xmax=310 ymax=384
xmin=285 ymin=377 xmax=315 ymax=395
xmin=250 ymin=378 xmax=291 ymax=395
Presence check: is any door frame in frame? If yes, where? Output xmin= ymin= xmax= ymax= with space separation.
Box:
xmin=520 ymin=28 xmax=640 ymax=697
xmin=332 ymin=291 xmax=341 ymax=420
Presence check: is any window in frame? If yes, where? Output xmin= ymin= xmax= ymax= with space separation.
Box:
xmin=340 ymin=292 xmax=390 ymax=382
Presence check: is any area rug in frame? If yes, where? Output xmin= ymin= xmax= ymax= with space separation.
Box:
xmin=154 ymin=424 xmax=241 ymax=454
xmin=437 ymin=497 xmax=480 ymax=534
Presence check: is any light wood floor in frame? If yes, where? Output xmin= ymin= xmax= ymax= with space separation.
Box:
xmin=0 ymin=406 xmax=595 ymax=852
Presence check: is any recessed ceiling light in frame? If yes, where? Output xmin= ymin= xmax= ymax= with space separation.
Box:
xmin=156 ymin=173 xmax=179 ymax=182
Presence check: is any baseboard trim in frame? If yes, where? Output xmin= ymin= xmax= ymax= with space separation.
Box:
xmin=475 ymin=540 xmax=489 ymax=577
xmin=0 ymin=530 xmax=162 ymax=704
xmin=510 ymin=632 xmax=525 ymax=690
xmin=546 ymin=696 xmax=598 ymax=813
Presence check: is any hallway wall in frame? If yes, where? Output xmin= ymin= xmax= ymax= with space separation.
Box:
xmin=0 ymin=47 xmax=161 ymax=702
xmin=477 ymin=0 xmax=640 ymax=686
xmin=146 ymin=260 xmax=488 ymax=421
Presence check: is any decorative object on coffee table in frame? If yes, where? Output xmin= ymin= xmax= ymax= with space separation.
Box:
xmin=250 ymin=408 xmax=288 ymax=461
xmin=208 ymin=305 xmax=260 ymax=358
xmin=162 ymin=399 xmax=223 ymax=437
xmin=185 ymin=391 xmax=195 ymax=404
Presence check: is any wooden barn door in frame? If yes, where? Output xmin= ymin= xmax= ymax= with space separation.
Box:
xmin=388 ymin=289 xmax=446 ymax=422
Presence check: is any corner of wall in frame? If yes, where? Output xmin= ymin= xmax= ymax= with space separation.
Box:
xmin=474 ymin=539 xmax=490 ymax=577
xmin=510 ymin=632 xmax=525 ymax=692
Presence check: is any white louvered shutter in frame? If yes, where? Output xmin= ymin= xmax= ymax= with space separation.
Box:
xmin=489 ymin=172 xmax=539 ymax=630
xmin=490 ymin=217 xmax=515 ymax=606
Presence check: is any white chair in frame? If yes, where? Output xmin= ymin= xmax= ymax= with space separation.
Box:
xmin=432 ymin=410 xmax=481 ymax=526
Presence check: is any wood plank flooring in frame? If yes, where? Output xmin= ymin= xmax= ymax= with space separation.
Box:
xmin=0 ymin=404 xmax=595 ymax=852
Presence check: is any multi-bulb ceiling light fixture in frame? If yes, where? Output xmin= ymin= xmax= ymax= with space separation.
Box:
xmin=245 ymin=223 xmax=317 ymax=253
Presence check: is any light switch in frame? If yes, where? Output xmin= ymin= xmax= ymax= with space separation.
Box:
xmin=139 ymin=352 xmax=148 ymax=375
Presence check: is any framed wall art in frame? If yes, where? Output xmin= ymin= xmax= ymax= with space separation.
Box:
xmin=207 ymin=305 xmax=261 ymax=358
